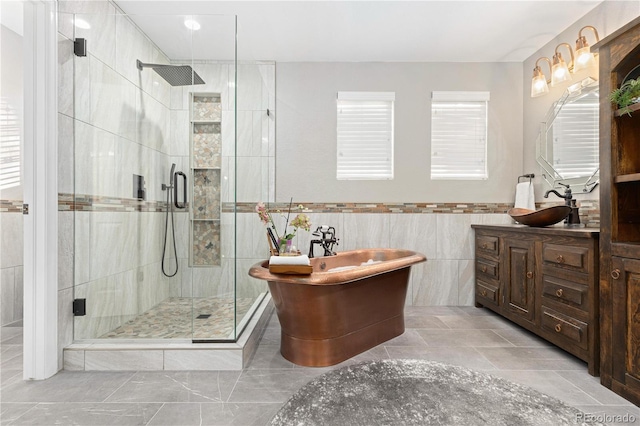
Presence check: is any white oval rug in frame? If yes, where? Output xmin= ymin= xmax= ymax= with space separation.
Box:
xmin=270 ymin=359 xmax=605 ymax=425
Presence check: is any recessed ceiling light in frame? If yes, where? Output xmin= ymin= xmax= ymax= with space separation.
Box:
xmin=184 ymin=19 xmax=200 ymax=31
xmin=74 ymin=18 xmax=91 ymax=29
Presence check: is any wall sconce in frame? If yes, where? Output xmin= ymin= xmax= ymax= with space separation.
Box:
xmin=531 ymin=57 xmax=552 ymax=97
xmin=551 ymin=43 xmax=574 ymax=86
xmin=574 ymin=26 xmax=600 ymax=72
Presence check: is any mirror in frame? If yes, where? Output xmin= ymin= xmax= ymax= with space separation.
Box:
xmin=536 ymin=78 xmax=599 ymax=193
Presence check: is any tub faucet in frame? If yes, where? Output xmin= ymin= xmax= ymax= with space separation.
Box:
xmin=544 ymin=183 xmax=580 ymax=225
xmin=308 ymin=226 xmax=339 ymax=258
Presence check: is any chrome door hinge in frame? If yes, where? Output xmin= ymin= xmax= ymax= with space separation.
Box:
xmin=22 ymin=204 xmax=29 ymax=215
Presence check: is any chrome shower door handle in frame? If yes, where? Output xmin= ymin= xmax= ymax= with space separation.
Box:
xmin=174 ymin=171 xmax=187 ymax=209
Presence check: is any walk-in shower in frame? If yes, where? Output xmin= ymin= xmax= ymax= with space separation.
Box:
xmin=66 ymin=9 xmax=275 ymax=351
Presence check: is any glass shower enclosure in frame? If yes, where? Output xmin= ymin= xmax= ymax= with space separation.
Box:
xmin=68 ymin=11 xmax=272 ymax=343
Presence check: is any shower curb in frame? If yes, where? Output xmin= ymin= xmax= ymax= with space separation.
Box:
xmin=62 ymin=294 xmax=274 ymax=371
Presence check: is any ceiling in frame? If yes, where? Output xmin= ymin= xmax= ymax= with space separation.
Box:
xmin=115 ymin=0 xmax=602 ymax=63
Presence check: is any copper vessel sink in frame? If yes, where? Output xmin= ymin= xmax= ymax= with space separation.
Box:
xmin=508 ymin=205 xmax=572 ymax=227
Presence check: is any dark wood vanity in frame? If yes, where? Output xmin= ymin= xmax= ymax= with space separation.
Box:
xmin=472 ymin=224 xmax=599 ymax=375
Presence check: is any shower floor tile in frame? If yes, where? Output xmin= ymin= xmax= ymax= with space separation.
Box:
xmin=99 ymin=297 xmax=255 ymax=340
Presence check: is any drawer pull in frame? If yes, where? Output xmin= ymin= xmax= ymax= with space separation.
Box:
xmin=481 ymin=266 xmax=487 ymax=273
xmin=611 ymin=269 xmax=621 ymax=280
xmin=556 ymin=288 xmax=564 ymax=298
xmin=480 ymin=289 xmax=487 ymax=297
xmin=482 ymin=243 xmax=487 ymax=249
xmin=555 ymin=324 xmax=562 ymax=333
xmin=526 ymin=271 xmax=533 ymax=279
xmin=556 ymin=255 xmax=565 ymax=264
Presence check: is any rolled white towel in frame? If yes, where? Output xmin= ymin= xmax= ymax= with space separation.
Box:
xmin=269 ymin=255 xmax=311 ymax=266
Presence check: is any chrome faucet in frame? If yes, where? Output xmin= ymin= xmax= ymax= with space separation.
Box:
xmin=308 ymin=226 xmax=339 ymax=258
xmin=544 ymin=183 xmax=580 ymax=225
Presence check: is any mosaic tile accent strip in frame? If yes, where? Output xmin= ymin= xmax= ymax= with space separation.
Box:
xmin=193 ymin=220 xmax=221 ymax=265
xmin=56 ymin=193 xmax=186 ymax=212
xmin=227 ymin=201 xmax=599 ymax=213
xmin=192 ymin=95 xmax=221 ymax=122
xmin=0 ymin=200 xmax=23 ymax=213
xmin=193 ymin=169 xmax=221 ymax=220
xmin=99 ymin=297 xmax=256 ymax=339
xmin=50 ymin=197 xmax=599 ymax=227
xmin=193 ymin=124 xmax=221 ymax=168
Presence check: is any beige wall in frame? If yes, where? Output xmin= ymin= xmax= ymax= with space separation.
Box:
xmin=276 ymin=61 xmax=523 ymax=203
xmin=522 ymin=1 xmax=640 ymax=203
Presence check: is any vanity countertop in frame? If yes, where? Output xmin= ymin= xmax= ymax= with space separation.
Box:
xmin=471 ymin=223 xmax=599 ymax=238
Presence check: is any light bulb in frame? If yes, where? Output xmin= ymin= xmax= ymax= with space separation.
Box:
xmin=184 ymin=19 xmax=201 ymax=31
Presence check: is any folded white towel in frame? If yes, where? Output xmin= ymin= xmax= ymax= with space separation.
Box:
xmin=269 ymin=255 xmax=311 ymax=266
xmin=514 ymin=181 xmax=535 ymax=210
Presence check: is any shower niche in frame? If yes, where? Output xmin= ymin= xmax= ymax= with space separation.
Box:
xmin=191 ymin=93 xmax=222 ymax=266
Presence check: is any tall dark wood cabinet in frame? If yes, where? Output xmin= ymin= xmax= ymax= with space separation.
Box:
xmin=594 ymin=16 xmax=640 ymax=405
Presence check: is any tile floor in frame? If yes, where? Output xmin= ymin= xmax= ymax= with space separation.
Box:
xmin=1 ymin=307 xmax=638 ymax=425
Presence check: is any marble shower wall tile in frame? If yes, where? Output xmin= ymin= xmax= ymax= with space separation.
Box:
xmin=341 ymin=214 xmax=390 ymax=251
xmin=192 ymin=95 xmax=222 ymax=121
xmin=137 ymin=90 xmax=170 ymax=154
xmin=236 ymin=259 xmax=268 ymax=299
xmin=57 ymin=287 xmax=74 ymax=369
xmin=436 ymin=214 xmax=483 ymax=260
xmin=89 ymin=55 xmax=137 ymax=140
xmin=58 ymin=211 xmax=74 ymax=290
xmin=190 ymin=64 xmax=230 ymax=111
xmin=58 ymin=33 xmax=74 ymax=117
xmin=236 ymin=157 xmax=262 ymax=202
xmin=192 ymin=266 xmax=224 ymax=298
xmin=234 ymin=64 xmax=264 ymax=111
xmin=458 ymin=260 xmax=476 ymax=306
xmin=114 ymin=13 xmax=151 ymax=86
xmin=74 ymin=5 xmax=117 ymax=69
xmin=74 ymin=211 xmax=91 ymax=285
xmin=0 ymin=213 xmax=23 ymax=269
xmin=74 ymin=120 xmax=116 ymax=198
xmin=89 ymin=212 xmax=139 ymax=281
xmin=170 ymin=110 xmax=190 ymax=157
xmin=1 ymin=267 xmax=16 ymax=325
xmin=58 ymin=113 xmax=74 ymax=194
xmin=389 ymin=214 xmax=437 ymax=260
xmin=412 ymin=260 xmax=459 ymax=306
xmin=73 ymin=50 xmax=91 ymax=123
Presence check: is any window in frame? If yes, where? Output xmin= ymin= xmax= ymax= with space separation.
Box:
xmin=0 ymin=99 xmax=21 ymax=190
xmin=337 ymin=91 xmax=394 ymax=180
xmin=430 ymin=91 xmax=489 ymax=180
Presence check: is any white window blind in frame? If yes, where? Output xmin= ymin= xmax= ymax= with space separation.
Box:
xmin=0 ymin=98 xmax=21 ymax=190
xmin=430 ymin=91 xmax=489 ymax=180
xmin=337 ymin=91 xmax=394 ymax=180
xmin=551 ymin=95 xmax=599 ymax=178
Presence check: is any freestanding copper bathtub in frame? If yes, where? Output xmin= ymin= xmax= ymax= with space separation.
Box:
xmin=249 ymin=249 xmax=426 ymax=367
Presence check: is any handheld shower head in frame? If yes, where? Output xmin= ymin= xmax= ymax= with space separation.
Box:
xmin=170 ymin=163 xmax=176 ymax=178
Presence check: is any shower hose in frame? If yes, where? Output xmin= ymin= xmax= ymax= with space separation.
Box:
xmin=162 ymin=184 xmax=179 ymax=277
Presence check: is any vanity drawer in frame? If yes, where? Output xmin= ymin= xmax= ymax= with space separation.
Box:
xmin=476 ymin=280 xmax=499 ymax=307
xmin=541 ymin=307 xmax=588 ymax=350
xmin=476 ymin=258 xmax=499 ymax=280
xmin=541 ymin=275 xmax=588 ymax=311
xmin=477 ymin=236 xmax=499 ymax=257
xmin=542 ymin=243 xmax=589 ymax=273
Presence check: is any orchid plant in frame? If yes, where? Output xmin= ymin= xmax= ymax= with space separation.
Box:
xmin=256 ymin=199 xmax=311 ymax=252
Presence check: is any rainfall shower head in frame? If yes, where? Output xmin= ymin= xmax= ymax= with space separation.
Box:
xmin=136 ymin=60 xmax=205 ymax=86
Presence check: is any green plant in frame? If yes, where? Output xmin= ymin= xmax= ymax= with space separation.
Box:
xmin=610 ymin=78 xmax=640 ymax=116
